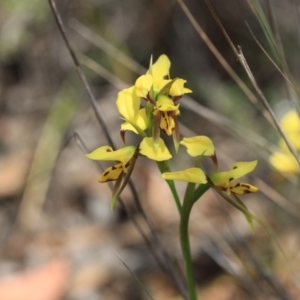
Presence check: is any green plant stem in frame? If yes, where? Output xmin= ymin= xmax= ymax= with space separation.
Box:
xmin=157 ymin=161 xmax=182 ymax=215
xmin=180 ymin=200 xmax=197 ymax=300
xmin=180 ymin=183 xmax=210 ymax=300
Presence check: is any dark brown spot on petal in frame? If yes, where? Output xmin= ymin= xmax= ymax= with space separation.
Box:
xmin=103 ymin=171 xmax=109 ymax=176
xmin=163 ymin=75 xmax=170 ymax=80
xmin=229 ymin=177 xmax=234 ymax=182
xmin=233 ymin=166 xmax=237 ymax=169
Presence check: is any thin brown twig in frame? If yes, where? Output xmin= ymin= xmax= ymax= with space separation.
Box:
xmin=47 ymin=0 xmax=114 ymax=147
xmin=69 ymin=19 xmax=147 ymax=75
xmin=177 ymin=0 xmax=273 ymax=126
xmin=246 ymin=22 xmax=300 ymax=117
xmin=237 ymin=47 xmax=300 ymax=167
xmin=198 ymin=0 xmax=299 ymax=167
xmin=264 ymin=0 xmax=300 ymax=116
xmin=245 ymin=23 xmax=299 ymax=93
xmin=80 ymin=54 xmax=127 ymax=90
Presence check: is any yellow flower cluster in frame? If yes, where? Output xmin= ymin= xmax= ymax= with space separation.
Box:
xmin=87 ymin=55 xmax=192 ymax=184
xmin=86 ymin=55 xmax=258 ymax=208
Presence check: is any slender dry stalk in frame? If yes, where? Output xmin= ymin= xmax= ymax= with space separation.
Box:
xmin=245 ymin=22 xmax=300 ymax=97
xmin=263 ymin=0 xmax=300 ymax=115
xmin=237 ymin=47 xmax=300 ymax=167
xmin=69 ymin=19 xmax=146 ymax=75
xmin=179 ymin=0 xmax=300 ymax=167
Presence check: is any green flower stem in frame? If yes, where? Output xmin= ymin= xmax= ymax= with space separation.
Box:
xmin=180 ymin=183 xmax=210 ymax=300
xmin=180 ymin=201 xmax=197 ymax=300
xmin=157 ymin=161 xmax=182 ymax=215
xmin=192 ymin=183 xmax=210 ymax=204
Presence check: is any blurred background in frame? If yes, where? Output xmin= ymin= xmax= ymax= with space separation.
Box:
xmin=0 ymin=0 xmax=300 ymax=299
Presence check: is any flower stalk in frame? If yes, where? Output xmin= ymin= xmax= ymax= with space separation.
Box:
xmin=180 ymin=183 xmax=210 ymax=300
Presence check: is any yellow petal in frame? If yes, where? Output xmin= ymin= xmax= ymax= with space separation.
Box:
xmin=211 ymin=160 xmax=257 ymax=188
xmin=180 ymin=136 xmax=215 ymax=157
xmin=86 ymin=145 xmax=136 ymax=165
xmin=280 ymin=110 xmax=300 ymax=133
xmin=116 ymin=87 xmax=140 ymax=120
xmin=133 ymin=108 xmax=148 ymax=130
xmin=183 ymin=87 xmax=193 ymax=94
xmin=278 ymin=133 xmax=300 ymax=151
xmin=158 ymin=79 xmax=192 ymax=97
xmin=121 ymin=108 xmax=148 ymax=133
xmin=229 ymin=161 xmax=258 ymax=178
xmin=169 ymin=79 xmax=192 ymax=96
xmin=162 ymin=168 xmax=207 ymax=183
xmin=99 ymin=163 xmax=123 ymax=182
xmin=150 ymin=55 xmax=171 ymax=92
xmin=229 ymin=182 xmax=258 ymax=194
xmin=121 ymin=122 xmax=136 ymax=133
xmin=156 ymin=95 xmax=179 ymax=111
xmin=269 ymin=151 xmax=299 ymax=173
xmin=135 ymin=74 xmax=153 ymax=97
xmin=149 ymin=54 xmax=170 ymax=80
xmin=86 ymin=145 xmax=113 ymax=159
xmin=140 ymin=137 xmax=172 ymax=161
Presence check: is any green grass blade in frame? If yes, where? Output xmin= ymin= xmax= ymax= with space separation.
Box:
xmin=115 ymin=253 xmax=154 ymax=300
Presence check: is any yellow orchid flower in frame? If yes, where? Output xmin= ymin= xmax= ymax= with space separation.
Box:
xmin=115 ymin=55 xmax=192 ymax=154
xmin=135 ymin=54 xmax=192 ymax=99
xmin=210 ymin=161 xmax=258 ymax=195
xmin=86 ymin=145 xmax=136 ymax=182
xmin=116 ymin=87 xmax=147 ymax=134
xmin=116 ymin=55 xmax=190 ymax=138
xmin=134 ymin=55 xmax=192 ymax=150
xmin=139 ymin=137 xmax=172 ymax=161
xmin=280 ymin=110 xmax=300 ymax=134
xmin=269 ymin=110 xmax=300 ymax=173
xmin=278 ymin=110 xmax=300 ymax=151
xmin=269 ymin=151 xmax=299 ymax=173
